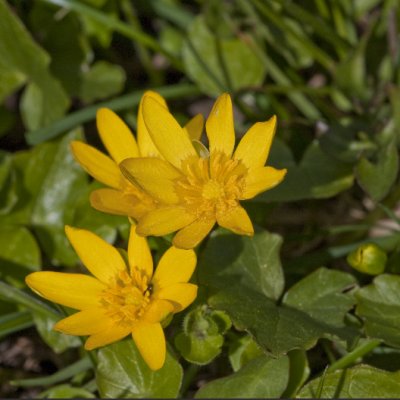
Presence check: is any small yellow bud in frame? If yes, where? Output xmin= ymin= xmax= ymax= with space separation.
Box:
xmin=347 ymin=243 xmax=387 ymax=275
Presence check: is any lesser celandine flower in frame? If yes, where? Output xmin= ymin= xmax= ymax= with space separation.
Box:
xmin=70 ymin=91 xmax=204 ymax=220
xmin=121 ymin=93 xmax=287 ymax=249
xmin=25 ymin=225 xmax=197 ymax=371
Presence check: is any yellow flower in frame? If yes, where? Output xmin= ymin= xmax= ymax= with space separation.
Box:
xmin=120 ymin=93 xmax=287 ymax=249
xmin=25 ymin=225 xmax=197 ymax=371
xmin=70 ymin=91 xmax=204 ymax=220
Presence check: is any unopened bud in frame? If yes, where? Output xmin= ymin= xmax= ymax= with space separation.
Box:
xmin=347 ymin=243 xmax=387 ymax=275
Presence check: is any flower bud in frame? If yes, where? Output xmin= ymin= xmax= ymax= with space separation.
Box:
xmin=347 ymin=243 xmax=387 ymax=275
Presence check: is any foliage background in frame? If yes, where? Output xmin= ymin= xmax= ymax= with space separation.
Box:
xmin=1 ymin=0 xmax=400 ymax=398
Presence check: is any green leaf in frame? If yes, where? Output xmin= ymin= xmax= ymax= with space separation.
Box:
xmin=282 ymin=350 xmax=310 ymax=398
xmin=39 ymin=384 xmax=95 ymax=399
xmin=182 ymin=16 xmax=265 ymax=95
xmin=355 ymin=140 xmax=399 ymax=202
xmin=258 ymin=140 xmax=354 ymax=202
xmin=29 ymin=129 xmax=87 ymax=265
xmin=96 ymin=339 xmax=183 ymax=398
xmin=198 ymin=228 xmax=285 ymax=301
xmin=283 ymin=267 xmax=357 ymax=327
xmin=29 ymin=3 xmax=87 ymax=96
xmin=33 ymin=312 xmax=81 ymax=354
xmin=0 ymin=60 xmax=25 ymax=103
xmin=0 ymin=225 xmax=41 ymax=272
xmin=356 ymin=274 xmax=400 ymax=347
xmin=0 ymin=151 xmax=18 ymax=214
xmin=228 ymin=334 xmax=263 ymax=372
xmin=209 ymin=286 xmax=353 ymax=356
xmin=195 ymin=355 xmax=289 ymax=398
xmin=0 ymin=311 xmax=33 ymax=338
xmin=80 ymin=61 xmax=126 ymax=103
xmin=298 ymin=364 xmax=400 ymax=398
xmin=0 ymin=0 xmax=69 ymax=130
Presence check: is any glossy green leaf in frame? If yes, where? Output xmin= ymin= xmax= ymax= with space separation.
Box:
xmin=355 ymin=140 xmax=399 ymax=202
xmin=298 ymin=364 xmax=400 ymax=398
xmin=80 ymin=61 xmax=126 ymax=102
xmin=29 ymin=129 xmax=87 ymax=265
xmin=198 ymin=228 xmax=284 ymax=301
xmin=356 ymin=274 xmax=400 ymax=347
xmin=33 ymin=312 xmax=81 ymax=354
xmin=39 ymin=384 xmax=95 ymax=399
xmin=29 ymin=4 xmax=88 ymax=96
xmin=96 ymin=339 xmax=183 ymax=398
xmin=283 ymin=267 xmax=357 ymax=327
xmin=0 ymin=225 xmax=40 ymax=273
xmin=209 ymin=286 xmax=354 ymax=356
xmin=195 ymin=355 xmax=289 ymax=398
xmin=259 ymin=140 xmax=354 ymax=202
xmin=182 ymin=16 xmax=265 ymax=95
xmin=0 ymin=0 xmax=69 ymax=130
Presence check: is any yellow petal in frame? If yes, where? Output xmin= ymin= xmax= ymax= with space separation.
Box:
xmin=128 ymin=225 xmax=153 ymax=279
xmin=183 ymin=114 xmax=204 ymax=141
xmin=26 ymin=272 xmax=105 ymax=310
xmin=85 ymin=324 xmax=131 ymax=350
xmin=131 ymin=322 xmax=165 ymax=371
xmin=96 ymin=108 xmax=139 ymax=163
xmin=70 ymin=141 xmax=120 ymax=189
xmin=234 ymin=116 xmax=277 ymax=169
xmin=152 ymin=246 xmax=196 ymax=289
xmin=65 ymin=226 xmax=126 ymax=285
xmin=156 ymin=283 xmax=198 ymax=312
xmin=136 ymin=207 xmax=197 ymax=236
xmin=90 ymin=188 xmax=140 ymax=218
xmin=173 ymin=218 xmax=215 ymax=249
xmin=54 ymin=309 xmax=111 ymax=335
xmin=217 ymin=206 xmax=254 ymax=236
xmin=206 ymin=93 xmax=235 ymax=157
xmin=142 ymin=299 xmax=174 ymax=323
xmin=120 ymin=157 xmax=181 ymax=204
xmin=241 ymin=167 xmax=287 ymax=200
xmin=137 ymin=91 xmax=167 ymax=158
xmin=142 ymin=96 xmax=197 ymax=169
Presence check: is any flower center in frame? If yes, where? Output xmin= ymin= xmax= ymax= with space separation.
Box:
xmin=202 ymin=180 xmax=223 ymax=200
xmin=101 ymin=269 xmax=151 ymax=327
xmin=175 ymin=152 xmax=247 ymax=219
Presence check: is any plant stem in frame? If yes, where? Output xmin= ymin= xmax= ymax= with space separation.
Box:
xmin=180 ymin=363 xmax=201 ymax=397
xmin=328 ymin=339 xmax=381 ymax=372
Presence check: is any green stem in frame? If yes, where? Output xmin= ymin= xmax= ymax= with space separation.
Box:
xmin=328 ymin=339 xmax=381 ymax=372
xmin=180 ymin=363 xmax=201 ymax=397
xmin=26 ymin=83 xmax=201 ymax=145
xmin=11 ymin=357 xmax=91 ymax=387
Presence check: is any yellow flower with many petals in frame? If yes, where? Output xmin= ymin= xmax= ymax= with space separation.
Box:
xmin=70 ymin=91 xmax=204 ymax=220
xmin=25 ymin=225 xmax=197 ymax=371
xmin=120 ymin=93 xmax=287 ymax=249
